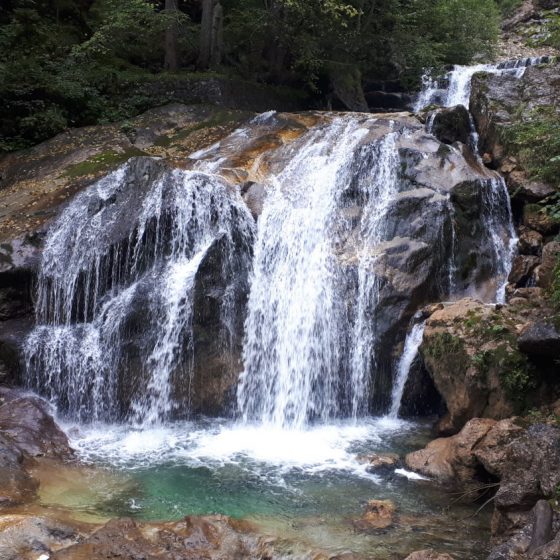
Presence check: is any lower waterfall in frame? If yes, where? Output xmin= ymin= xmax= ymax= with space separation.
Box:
xmin=25 ymin=162 xmax=255 ymax=423
xmin=238 ymin=121 xmax=400 ymax=428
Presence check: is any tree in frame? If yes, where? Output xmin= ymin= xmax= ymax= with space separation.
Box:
xmin=164 ymin=0 xmax=179 ymax=71
xmin=198 ymin=0 xmax=223 ymax=69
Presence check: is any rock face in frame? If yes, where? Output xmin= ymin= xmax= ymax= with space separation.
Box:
xmin=470 ymin=63 xmax=560 ymax=170
xmin=1 ymin=108 xmax=517 ymax=418
xmin=419 ymin=300 xmax=516 ymax=433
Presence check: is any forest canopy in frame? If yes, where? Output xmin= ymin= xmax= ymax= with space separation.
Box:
xmin=0 ymin=0 xmax=503 ymax=152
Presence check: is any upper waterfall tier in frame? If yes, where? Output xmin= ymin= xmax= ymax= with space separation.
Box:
xmin=414 ymin=56 xmax=552 ymax=111
xmin=24 ymin=111 xmax=516 ymax=425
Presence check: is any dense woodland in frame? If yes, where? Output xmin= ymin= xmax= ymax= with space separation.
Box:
xmin=0 ymin=0 xmax=518 ymax=152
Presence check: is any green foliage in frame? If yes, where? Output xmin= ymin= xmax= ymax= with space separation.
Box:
xmin=472 ymin=343 xmax=535 ymax=405
xmin=505 ymin=107 xmax=560 ymax=188
xmin=504 ymin=106 xmax=560 ymax=220
xmin=0 ymin=0 xmax=502 ymax=152
xmin=499 ymin=354 xmax=535 ymax=401
xmin=494 ymin=0 xmax=522 ymax=17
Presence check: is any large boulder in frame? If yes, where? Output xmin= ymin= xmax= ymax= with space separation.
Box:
xmin=405 ymin=418 xmax=523 ymax=486
xmin=493 ymin=424 xmax=560 ymax=514
xmin=419 ymin=300 xmax=517 ymax=433
xmin=518 ymin=321 xmax=560 ymax=360
xmin=0 ymin=388 xmax=73 ymax=507
xmin=0 ymin=388 xmax=72 ymax=459
xmin=535 ymin=241 xmax=560 ymax=289
xmin=429 ymin=105 xmax=472 ymax=145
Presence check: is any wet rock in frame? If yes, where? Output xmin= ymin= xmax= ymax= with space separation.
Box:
xmin=358 ymin=452 xmax=401 ymax=474
xmin=51 ymin=515 xmax=274 ymax=560
xmin=430 ymin=105 xmax=472 ymax=145
xmin=0 ymin=388 xmax=72 ymax=507
xmin=404 ymin=550 xmax=454 ymax=560
xmin=354 ymin=499 xmax=396 ymax=531
xmin=0 ymin=388 xmax=73 ymax=459
xmin=405 ymin=418 xmax=500 ymax=485
xmin=518 ymin=227 xmax=543 ymax=256
xmin=0 ymin=515 xmax=81 ymax=560
xmin=0 ymin=438 xmax=38 ymax=506
xmin=523 ymin=206 xmax=560 ymax=237
xmin=241 ymin=181 xmax=266 ymax=219
xmin=535 ymin=241 xmax=560 ymax=289
xmin=508 ymin=255 xmax=540 ymax=286
xmin=518 ymin=321 xmax=560 ymax=359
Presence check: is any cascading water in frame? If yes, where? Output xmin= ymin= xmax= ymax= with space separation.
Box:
xmin=389 ymin=319 xmax=426 ymax=418
xmin=414 ymin=56 xmax=551 ymax=112
xmin=415 ymin=61 xmax=521 ymax=304
xmin=25 ymin=160 xmax=254 ymax=424
xmin=237 ymin=118 xmax=401 ymax=428
xmin=388 ymin=59 xmax=531 ymax=409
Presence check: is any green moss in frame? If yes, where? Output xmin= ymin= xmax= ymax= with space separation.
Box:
xmin=154 ymin=110 xmax=248 ymax=148
xmin=425 ymin=331 xmax=466 ymax=359
xmin=62 ymin=149 xmax=147 ymax=179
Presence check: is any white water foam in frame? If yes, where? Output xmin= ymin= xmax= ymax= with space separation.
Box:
xmin=65 ymin=417 xmax=413 ymax=481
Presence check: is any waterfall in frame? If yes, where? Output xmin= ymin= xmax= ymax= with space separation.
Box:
xmin=414 ymin=56 xmax=551 ymax=112
xmin=237 ymin=118 xmax=401 ymax=428
xmin=415 ymin=61 xmax=520 ymax=304
xmin=389 ymin=319 xmax=426 ymax=418
xmin=25 ymin=160 xmax=255 ymax=423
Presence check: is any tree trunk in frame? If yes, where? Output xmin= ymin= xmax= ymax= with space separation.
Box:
xmin=198 ymin=0 xmax=223 ymax=69
xmin=164 ymin=0 xmax=179 ymax=72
